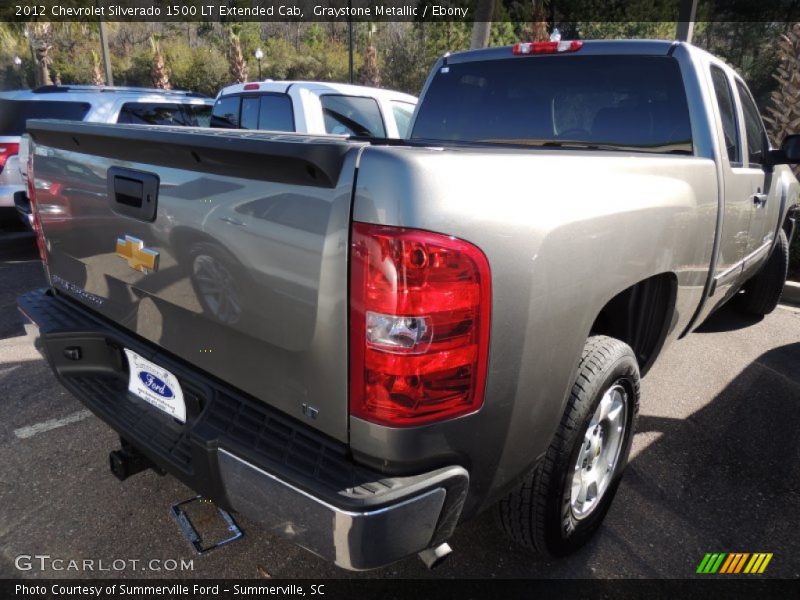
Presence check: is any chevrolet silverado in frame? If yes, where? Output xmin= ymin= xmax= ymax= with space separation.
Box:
xmin=17 ymin=40 xmax=800 ymax=570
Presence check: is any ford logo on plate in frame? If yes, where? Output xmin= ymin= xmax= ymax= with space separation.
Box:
xmin=138 ymin=372 xmax=174 ymax=398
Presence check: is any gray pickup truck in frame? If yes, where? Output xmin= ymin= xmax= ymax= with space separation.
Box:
xmin=17 ymin=40 xmax=800 ymax=570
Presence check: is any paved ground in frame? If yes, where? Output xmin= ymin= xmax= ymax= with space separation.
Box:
xmin=1 ymin=232 xmax=798 ymax=580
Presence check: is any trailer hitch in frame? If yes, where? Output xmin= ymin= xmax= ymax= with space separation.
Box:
xmin=109 ymin=437 xmax=164 ymax=481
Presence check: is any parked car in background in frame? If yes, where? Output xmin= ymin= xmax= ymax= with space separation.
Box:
xmin=0 ymin=85 xmax=213 ymax=226
xmin=211 ymin=80 xmax=417 ymax=138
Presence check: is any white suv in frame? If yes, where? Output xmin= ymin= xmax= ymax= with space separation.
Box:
xmin=211 ymin=81 xmax=417 ymax=138
xmin=0 ymin=85 xmax=213 ymax=226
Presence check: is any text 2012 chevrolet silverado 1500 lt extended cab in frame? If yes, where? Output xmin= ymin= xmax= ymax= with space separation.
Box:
xmin=17 ymin=40 xmax=800 ymax=570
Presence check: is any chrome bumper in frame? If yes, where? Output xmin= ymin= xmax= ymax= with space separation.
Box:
xmin=219 ymin=449 xmax=468 ymax=570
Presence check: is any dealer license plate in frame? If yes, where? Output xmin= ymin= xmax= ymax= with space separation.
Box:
xmin=124 ymin=349 xmax=186 ymax=423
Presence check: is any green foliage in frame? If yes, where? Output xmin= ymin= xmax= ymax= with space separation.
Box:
xmin=0 ymin=19 xmax=789 ymax=113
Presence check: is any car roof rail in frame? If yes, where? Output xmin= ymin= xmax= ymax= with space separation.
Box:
xmin=32 ymin=85 xmax=206 ymax=97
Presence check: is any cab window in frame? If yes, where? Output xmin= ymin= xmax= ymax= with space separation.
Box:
xmin=735 ymin=80 xmax=769 ymax=167
xmin=710 ymin=66 xmax=742 ymax=166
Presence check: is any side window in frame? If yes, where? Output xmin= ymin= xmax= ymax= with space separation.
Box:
xmin=391 ymin=101 xmax=416 ymax=138
xmin=117 ymin=103 xmax=188 ymax=125
xmin=210 ymin=96 xmax=240 ymax=128
xmin=320 ymin=95 xmax=386 ymax=137
xmin=258 ymin=95 xmax=294 ymax=131
xmin=735 ymin=80 xmax=768 ymax=167
xmin=710 ymin=66 xmax=741 ymax=166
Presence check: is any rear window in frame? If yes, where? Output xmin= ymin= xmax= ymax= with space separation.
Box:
xmin=321 ymin=95 xmax=386 ymax=137
xmin=210 ymin=96 xmax=240 ymax=128
xmin=210 ymin=94 xmax=294 ymax=132
xmin=411 ymin=55 xmax=693 ymax=154
xmin=0 ymin=99 xmax=91 ymax=136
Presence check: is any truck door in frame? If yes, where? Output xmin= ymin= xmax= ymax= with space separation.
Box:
xmin=733 ymin=78 xmax=782 ymax=276
xmin=709 ymin=65 xmax=751 ymax=296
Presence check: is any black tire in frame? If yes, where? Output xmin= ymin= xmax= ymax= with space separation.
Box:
xmin=737 ymin=228 xmax=789 ymax=316
xmin=496 ymin=335 xmax=640 ymax=557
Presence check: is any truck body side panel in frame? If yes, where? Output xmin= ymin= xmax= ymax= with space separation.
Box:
xmin=351 ymin=146 xmax=718 ymax=513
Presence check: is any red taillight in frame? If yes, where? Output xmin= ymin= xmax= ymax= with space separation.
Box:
xmin=0 ymin=142 xmax=19 ymax=173
xmin=512 ymin=40 xmax=583 ymax=55
xmin=349 ymin=222 xmax=491 ymax=427
xmin=243 ymin=83 xmax=260 ymax=90
xmin=26 ymin=151 xmax=48 ymax=266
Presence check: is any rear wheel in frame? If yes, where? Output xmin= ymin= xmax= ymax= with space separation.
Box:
xmin=189 ymin=243 xmax=244 ymax=326
xmin=496 ymin=335 xmax=640 ymax=556
xmin=737 ymin=228 xmax=789 ymax=316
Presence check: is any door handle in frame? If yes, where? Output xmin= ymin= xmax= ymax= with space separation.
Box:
xmin=753 ymin=193 xmax=768 ymax=207
xmin=107 ymin=167 xmax=159 ymax=222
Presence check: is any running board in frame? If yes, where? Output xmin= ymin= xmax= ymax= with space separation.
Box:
xmin=170 ymin=496 xmax=243 ymax=554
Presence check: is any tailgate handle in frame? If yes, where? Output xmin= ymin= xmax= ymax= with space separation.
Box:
xmin=107 ymin=167 xmax=159 ymax=222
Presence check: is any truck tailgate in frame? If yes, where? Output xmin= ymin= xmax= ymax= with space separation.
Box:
xmin=27 ymin=120 xmax=363 ymax=442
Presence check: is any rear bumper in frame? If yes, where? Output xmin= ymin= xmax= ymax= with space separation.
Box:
xmin=18 ymin=288 xmax=468 ymax=570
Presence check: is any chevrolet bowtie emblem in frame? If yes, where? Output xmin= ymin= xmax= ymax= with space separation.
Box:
xmin=116 ymin=235 xmax=159 ymax=273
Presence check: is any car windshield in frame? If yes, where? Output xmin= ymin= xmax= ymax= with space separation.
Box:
xmin=411 ymin=55 xmax=693 ymax=154
xmin=0 ymin=99 xmax=91 ymax=136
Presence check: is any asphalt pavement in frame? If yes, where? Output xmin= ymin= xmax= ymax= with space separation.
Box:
xmin=1 ymin=233 xmax=798 ymax=580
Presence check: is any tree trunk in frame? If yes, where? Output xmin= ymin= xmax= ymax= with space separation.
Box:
xmin=470 ymin=0 xmax=495 ymax=49
xmin=529 ymin=0 xmax=549 ymax=42
xmin=27 ymin=23 xmax=53 ymax=87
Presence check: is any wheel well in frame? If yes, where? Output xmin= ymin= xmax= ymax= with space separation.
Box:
xmin=589 ymin=273 xmax=677 ymax=375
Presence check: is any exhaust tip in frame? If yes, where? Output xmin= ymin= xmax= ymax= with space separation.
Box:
xmin=418 ymin=542 xmax=452 ymax=569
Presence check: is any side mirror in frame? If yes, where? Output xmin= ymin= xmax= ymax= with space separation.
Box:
xmin=769 ymin=134 xmax=800 ymax=166
xmin=781 ymin=134 xmax=800 ymax=163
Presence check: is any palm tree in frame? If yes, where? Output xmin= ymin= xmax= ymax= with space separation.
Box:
xmin=528 ymin=0 xmax=550 ymax=42
xmin=91 ymin=50 xmax=105 ymax=86
xmin=359 ymin=24 xmax=381 ymax=87
xmin=26 ymin=23 xmax=53 ymax=87
xmin=470 ymin=0 xmax=495 ymax=49
xmin=150 ymin=36 xmax=171 ymax=90
xmin=225 ymin=25 xmax=248 ymax=83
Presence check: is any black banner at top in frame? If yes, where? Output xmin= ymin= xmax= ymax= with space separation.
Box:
xmin=2 ymin=0 xmax=800 ymax=23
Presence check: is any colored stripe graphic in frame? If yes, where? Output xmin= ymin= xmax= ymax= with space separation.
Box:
xmin=719 ymin=554 xmax=735 ymax=574
xmin=696 ymin=554 xmax=713 ymax=574
xmin=733 ymin=553 xmax=750 ymax=573
xmin=697 ymin=553 xmax=727 ymax=573
xmin=758 ymin=554 xmax=773 ymax=573
xmin=700 ymin=552 xmax=772 ymax=574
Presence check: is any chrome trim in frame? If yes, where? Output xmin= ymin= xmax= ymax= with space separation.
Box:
xmin=742 ymin=239 xmax=773 ymax=272
xmin=711 ymin=261 xmax=743 ymax=296
xmin=217 ymin=448 xmax=449 ymax=570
